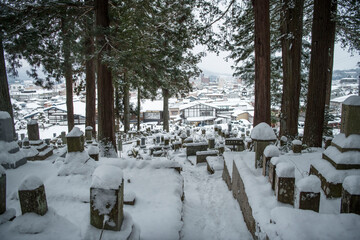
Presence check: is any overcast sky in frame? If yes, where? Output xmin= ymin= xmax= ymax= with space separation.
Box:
xmin=197 ymin=43 xmax=360 ymax=75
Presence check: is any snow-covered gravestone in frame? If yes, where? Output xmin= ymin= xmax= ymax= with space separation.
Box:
xmin=295 ymin=175 xmax=321 ymax=212
xmin=208 ymin=137 xmax=215 ymax=149
xmin=90 ymin=165 xmax=124 ymax=231
xmin=341 ymin=95 xmax=360 ymax=137
xmin=0 ymin=166 xmax=5 ymax=214
xmin=275 ymin=162 xmax=295 ymax=205
xmin=88 ymin=145 xmax=100 ymax=161
xmin=140 ymin=137 xmax=146 ymax=148
xmin=341 ymin=175 xmax=360 ymax=214
xmin=27 ymin=120 xmax=40 ymax=141
xmin=18 ymin=176 xmax=48 ymax=216
xmin=251 ymin=122 xmax=277 ymax=169
xmin=269 ymin=157 xmax=284 ymax=190
xmin=262 ymin=145 xmax=280 ymax=177
xmin=0 ymin=111 xmax=27 ymax=169
xmin=85 ymin=126 xmax=93 ymax=143
xmin=66 ymin=127 xmax=84 ymax=153
xmin=292 ymin=139 xmax=302 ymax=154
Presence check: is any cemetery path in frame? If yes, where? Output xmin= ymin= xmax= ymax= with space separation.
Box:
xmin=179 ymin=161 xmax=252 ymax=240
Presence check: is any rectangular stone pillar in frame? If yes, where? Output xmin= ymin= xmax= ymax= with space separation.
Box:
xmin=18 ymin=176 xmax=48 ymax=216
xmin=0 ymin=167 xmax=5 ymax=214
xmin=27 ymin=120 xmax=40 ymax=141
xmin=295 ymin=175 xmax=321 ymax=212
xmin=275 ymin=162 xmax=295 ymax=205
xmin=90 ymin=165 xmax=124 ymax=231
xmin=341 ymin=175 xmax=360 ymax=214
xmin=66 ymin=127 xmax=84 ymax=152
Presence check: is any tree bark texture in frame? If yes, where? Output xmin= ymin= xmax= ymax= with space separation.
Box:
xmin=303 ymin=0 xmax=337 ymax=147
xmin=0 ymin=38 xmax=15 ymax=137
xmin=137 ymin=87 xmax=140 ymax=131
xmin=279 ymin=0 xmax=304 ymax=138
xmin=61 ymin=17 xmax=74 ymax=133
xmin=163 ymin=88 xmax=169 ymax=132
xmin=85 ymin=1 xmax=96 ymax=137
xmin=252 ymin=0 xmax=271 ymax=126
xmin=95 ymin=0 xmax=116 ymax=150
xmin=123 ymin=72 xmax=130 ymax=133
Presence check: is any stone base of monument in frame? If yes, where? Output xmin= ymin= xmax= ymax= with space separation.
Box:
xmin=295 ymin=176 xmax=321 ymax=212
xmin=341 ymin=176 xmax=360 ymax=214
xmin=196 ymin=150 xmax=218 ymax=164
xmin=27 ymin=140 xmax=54 ymax=161
xmin=0 ymin=141 xmax=27 ymax=169
xmin=84 ymin=212 xmax=140 ymax=240
xmin=275 ymin=162 xmax=295 ymax=205
xmin=184 ymin=142 xmax=208 ymax=156
xmin=309 ymin=159 xmax=360 ymax=198
xmin=206 ymin=156 xmax=224 ymax=174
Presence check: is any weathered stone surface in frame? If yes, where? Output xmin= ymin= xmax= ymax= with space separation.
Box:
xmin=309 ymin=165 xmax=343 ymax=198
xmin=208 ymin=138 xmax=215 ymax=149
xmin=85 ymin=126 xmax=93 ymax=142
xmin=297 ymin=191 xmax=320 ymax=212
xmin=61 ymin=131 xmax=67 ymax=144
xmin=18 ymin=184 xmax=48 ymax=216
xmin=90 ymin=186 xmax=124 ymax=231
xmin=292 ymin=144 xmax=302 ymax=154
xmin=222 ymin=160 xmax=232 ymax=191
xmin=173 ymin=141 xmax=181 ymax=151
xmin=341 ymin=96 xmax=360 ymax=137
xmin=0 ymin=111 xmax=14 ymax=142
xmin=262 ymin=156 xmax=272 ymax=177
xmin=254 ymin=140 xmax=275 ymax=168
xmin=225 ymin=138 xmax=245 ymax=151
xmin=27 ymin=120 xmax=40 ymax=141
xmin=66 ymin=128 xmax=84 ymax=153
xmin=196 ymin=150 xmax=218 ymax=164
xmin=341 ymin=189 xmax=360 ymax=214
xmin=185 ymin=142 xmax=208 ymax=156
xmin=275 ymin=175 xmax=295 ymax=205
xmin=0 ymin=172 xmax=5 ymax=214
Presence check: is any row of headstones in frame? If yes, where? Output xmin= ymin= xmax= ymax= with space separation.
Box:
xmin=263 ymin=152 xmax=359 ymax=214
xmin=0 ymin=165 xmax=128 ymax=232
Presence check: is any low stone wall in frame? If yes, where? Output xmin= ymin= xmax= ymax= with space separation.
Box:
xmin=196 ymin=150 xmax=218 ymax=164
xmin=184 ymin=142 xmax=208 ymax=156
xmin=222 ymin=160 xmax=232 ymax=191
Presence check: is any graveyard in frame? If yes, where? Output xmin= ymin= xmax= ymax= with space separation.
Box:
xmin=0 ymin=96 xmax=360 ymax=240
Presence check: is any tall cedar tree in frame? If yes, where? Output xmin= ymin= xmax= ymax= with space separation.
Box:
xmin=84 ymin=0 xmax=96 ymax=136
xmin=303 ymin=0 xmax=337 ymax=147
xmin=252 ymin=0 xmax=271 ymax=126
xmin=279 ymin=0 xmax=304 ymax=138
xmin=95 ymin=0 xmax=116 ymax=154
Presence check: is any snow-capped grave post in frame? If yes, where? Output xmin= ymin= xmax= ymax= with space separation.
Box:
xmin=292 ymin=139 xmax=302 ymax=154
xmin=18 ymin=176 xmax=48 ymax=216
xmin=0 ymin=111 xmax=14 ymax=142
xmin=341 ymin=175 xmax=360 ymax=214
xmin=202 ymin=128 xmax=206 ymax=135
xmin=295 ymin=175 xmax=321 ymax=212
xmin=85 ymin=126 xmax=93 ymax=143
xmin=0 ymin=166 xmax=5 ymax=214
xmin=61 ymin=131 xmax=67 ymax=144
xmin=208 ymin=137 xmax=215 ymax=149
xmin=164 ymin=136 xmax=170 ymax=146
xmin=186 ymin=128 xmax=191 ymax=137
xmin=275 ymin=162 xmax=295 ymax=205
xmin=262 ymin=145 xmax=280 ymax=177
xmin=251 ymin=122 xmax=277 ymax=169
xmin=140 ymin=137 xmax=146 ymax=148
xmin=324 ymin=137 xmax=332 ymax=149
xmin=66 ymin=127 xmax=84 ymax=153
xmin=27 ymin=120 xmax=40 ymax=141
xmin=90 ymin=165 xmax=124 ymax=231
xmin=269 ymin=157 xmax=284 ymax=190
xmin=88 ymin=145 xmax=100 ymax=161
xmin=20 ymin=133 xmax=25 ymax=140
xmin=228 ymin=123 xmax=232 ymax=133
xmin=341 ymin=96 xmax=360 ymax=137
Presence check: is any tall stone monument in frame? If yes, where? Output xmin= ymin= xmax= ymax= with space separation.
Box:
xmin=26 ymin=120 xmax=53 ymax=160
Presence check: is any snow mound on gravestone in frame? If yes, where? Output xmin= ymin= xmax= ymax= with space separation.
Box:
xmin=19 ymin=176 xmax=43 ymax=191
xmin=58 ymin=151 xmax=96 ymax=176
xmin=0 ymin=208 xmax=80 ymax=239
xmin=343 ymin=95 xmax=360 ymax=106
xmin=276 ymin=162 xmax=295 ymax=178
xmin=296 ymin=175 xmax=321 ymax=193
xmin=66 ymin=126 xmax=83 ymax=137
xmin=264 ymin=145 xmax=280 ymax=158
xmin=0 ymin=141 xmax=26 ymax=166
xmin=250 ymin=122 xmax=276 ymax=140
xmin=292 ymin=139 xmax=302 ymax=145
xmin=343 ymin=175 xmax=360 ymax=195
xmin=91 ymin=165 xmax=123 ymax=190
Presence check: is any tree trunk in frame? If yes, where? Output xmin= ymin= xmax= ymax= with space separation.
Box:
xmin=85 ymin=1 xmax=96 ymax=137
xmin=0 ymin=38 xmax=15 ymax=138
xmin=95 ymin=0 xmax=116 ymax=153
xmin=123 ymin=72 xmax=130 ymax=133
xmin=61 ymin=17 xmax=74 ymax=133
xmin=303 ymin=0 xmax=337 ymax=147
xmin=137 ymin=87 xmax=140 ymax=132
xmin=163 ymin=88 xmax=169 ymax=132
xmin=252 ymin=0 xmax=271 ymax=126
xmin=279 ymin=0 xmax=304 ymax=138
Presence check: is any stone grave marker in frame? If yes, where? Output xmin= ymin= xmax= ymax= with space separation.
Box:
xmin=140 ymin=137 xmax=146 ymax=148
xmin=341 ymin=175 xmax=360 ymax=214
xmin=251 ymin=122 xmax=277 ymax=169
xmin=208 ymin=137 xmax=215 ymax=149
xmin=18 ymin=176 xmax=48 ymax=216
xmin=27 ymin=120 xmax=40 ymax=141
xmin=185 ymin=142 xmax=208 ymax=156
xmin=262 ymin=145 xmax=280 ymax=177
xmin=341 ymin=95 xmax=360 ymax=137
xmin=275 ymin=162 xmax=295 ymax=205
xmin=66 ymin=127 xmax=84 ymax=153
xmin=269 ymin=157 xmax=284 ymax=191
xmin=0 ymin=111 xmax=14 ymax=142
xmin=61 ymin=131 xmax=67 ymax=144
xmin=292 ymin=139 xmax=302 ymax=154
xmin=295 ymin=175 xmax=321 ymax=212
xmin=90 ymin=165 xmax=124 ymax=231
xmin=196 ymin=150 xmax=218 ymax=164
xmin=85 ymin=126 xmax=93 ymax=143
